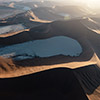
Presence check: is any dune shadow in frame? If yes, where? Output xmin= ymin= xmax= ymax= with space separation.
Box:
xmin=74 ymin=65 xmax=100 ymax=95
xmin=0 ymin=68 xmax=88 ymax=100
xmin=14 ymin=45 xmax=93 ymax=67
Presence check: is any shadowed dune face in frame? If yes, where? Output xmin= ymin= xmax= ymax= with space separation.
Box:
xmin=0 ymin=68 xmax=88 ymax=100
xmin=74 ymin=65 xmax=100 ymax=100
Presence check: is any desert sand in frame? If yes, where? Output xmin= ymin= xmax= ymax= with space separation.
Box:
xmin=0 ymin=9 xmax=100 ymax=100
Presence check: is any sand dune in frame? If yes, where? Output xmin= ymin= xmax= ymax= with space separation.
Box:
xmin=74 ymin=65 xmax=100 ymax=100
xmin=0 ymin=10 xmax=45 ymax=28
xmin=1 ymin=1 xmax=100 ymax=100
xmin=0 ymin=68 xmax=88 ymax=100
xmin=0 ymin=18 xmax=100 ymax=67
xmin=81 ymin=17 xmax=100 ymax=34
xmin=0 ymin=5 xmax=90 ymax=26
xmin=0 ymin=17 xmax=100 ymax=100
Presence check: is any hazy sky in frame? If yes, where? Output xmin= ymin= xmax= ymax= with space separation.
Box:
xmin=50 ymin=0 xmax=100 ymax=9
xmin=73 ymin=0 xmax=100 ymax=8
xmin=0 ymin=0 xmax=100 ymax=9
xmin=57 ymin=0 xmax=100 ymax=8
xmin=24 ymin=0 xmax=100 ymax=8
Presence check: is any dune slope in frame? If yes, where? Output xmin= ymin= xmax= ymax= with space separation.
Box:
xmin=0 ymin=68 xmax=88 ymax=100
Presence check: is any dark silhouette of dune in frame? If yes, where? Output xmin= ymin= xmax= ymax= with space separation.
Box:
xmin=74 ymin=65 xmax=100 ymax=100
xmin=0 ymin=68 xmax=88 ymax=100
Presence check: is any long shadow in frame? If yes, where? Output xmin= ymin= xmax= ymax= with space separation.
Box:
xmin=14 ymin=53 xmax=93 ymax=67
xmin=73 ymin=65 xmax=100 ymax=95
xmin=0 ymin=68 xmax=88 ymax=100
